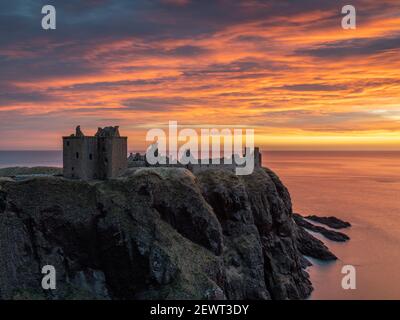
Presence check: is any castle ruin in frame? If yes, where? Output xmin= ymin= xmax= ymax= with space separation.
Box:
xmin=128 ymin=145 xmax=263 ymax=173
xmin=63 ymin=126 xmax=127 ymax=180
xmin=63 ymin=125 xmax=262 ymax=180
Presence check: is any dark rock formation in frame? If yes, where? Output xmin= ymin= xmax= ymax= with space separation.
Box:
xmin=293 ymin=214 xmax=349 ymax=242
xmin=305 ymin=215 xmax=351 ymax=229
xmin=0 ymin=167 xmax=336 ymax=300
xmin=294 ymin=227 xmax=337 ymax=261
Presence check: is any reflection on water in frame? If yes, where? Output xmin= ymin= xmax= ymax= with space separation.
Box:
xmin=265 ymin=151 xmax=400 ymax=300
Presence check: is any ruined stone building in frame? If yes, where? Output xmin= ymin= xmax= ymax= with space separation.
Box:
xmin=128 ymin=144 xmax=263 ymax=174
xmin=63 ymin=126 xmax=127 ymax=180
xmin=245 ymin=147 xmax=262 ymax=167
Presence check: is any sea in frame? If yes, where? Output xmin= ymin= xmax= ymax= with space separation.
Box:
xmin=266 ymin=151 xmax=400 ymax=300
xmin=0 ymin=150 xmax=399 ymax=299
xmin=0 ymin=151 xmax=62 ymax=169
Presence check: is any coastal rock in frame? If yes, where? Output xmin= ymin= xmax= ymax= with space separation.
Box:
xmin=294 ymin=227 xmax=337 ymax=261
xmin=0 ymin=188 xmax=6 ymax=213
xmin=305 ymin=215 xmax=351 ymax=229
xmin=0 ymin=167 xmax=335 ymax=300
xmin=196 ymin=169 xmax=270 ymax=299
xmin=293 ymin=214 xmax=350 ymax=242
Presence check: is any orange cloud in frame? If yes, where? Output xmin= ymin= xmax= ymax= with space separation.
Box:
xmin=1 ymin=0 xmax=400 ymax=150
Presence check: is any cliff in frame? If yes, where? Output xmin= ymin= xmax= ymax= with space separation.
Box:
xmin=0 ymin=167 xmax=337 ymax=300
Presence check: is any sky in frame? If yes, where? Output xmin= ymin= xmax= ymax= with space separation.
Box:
xmin=0 ymin=0 xmax=399 ymax=151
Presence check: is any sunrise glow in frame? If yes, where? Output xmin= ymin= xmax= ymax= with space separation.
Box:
xmin=1 ymin=1 xmax=399 ymax=150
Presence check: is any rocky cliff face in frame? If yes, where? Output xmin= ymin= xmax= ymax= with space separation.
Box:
xmin=0 ymin=167 xmax=333 ymax=300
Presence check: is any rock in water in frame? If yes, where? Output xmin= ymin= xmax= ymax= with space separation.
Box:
xmin=293 ymin=214 xmax=350 ymax=242
xmin=0 ymin=167 xmax=336 ymax=300
xmin=305 ymin=215 xmax=351 ymax=229
xmin=294 ymin=227 xmax=337 ymax=261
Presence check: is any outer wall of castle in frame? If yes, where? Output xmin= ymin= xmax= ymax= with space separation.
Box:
xmin=63 ymin=136 xmax=127 ymax=180
xmin=99 ymin=137 xmax=128 ymax=179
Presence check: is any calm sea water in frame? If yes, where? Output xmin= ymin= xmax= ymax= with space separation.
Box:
xmin=0 ymin=151 xmax=62 ymax=169
xmin=0 ymin=150 xmax=399 ymax=299
xmin=265 ymin=151 xmax=400 ymax=300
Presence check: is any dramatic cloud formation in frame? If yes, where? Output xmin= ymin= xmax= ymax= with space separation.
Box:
xmin=0 ymin=0 xmax=399 ymax=150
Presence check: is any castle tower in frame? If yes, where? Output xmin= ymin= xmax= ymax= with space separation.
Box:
xmin=63 ymin=126 xmax=127 ymax=180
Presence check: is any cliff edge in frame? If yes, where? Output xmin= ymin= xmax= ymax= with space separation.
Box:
xmin=0 ymin=167 xmax=336 ymax=300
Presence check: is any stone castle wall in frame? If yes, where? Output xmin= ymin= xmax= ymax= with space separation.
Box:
xmin=128 ymin=148 xmax=262 ymax=174
xmin=63 ymin=137 xmax=99 ymax=179
xmin=63 ymin=129 xmax=127 ymax=180
xmin=97 ymin=137 xmax=128 ymax=179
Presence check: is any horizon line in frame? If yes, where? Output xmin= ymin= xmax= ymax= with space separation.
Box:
xmin=1 ymin=149 xmax=400 ymax=153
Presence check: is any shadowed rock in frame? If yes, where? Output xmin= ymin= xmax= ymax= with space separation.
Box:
xmin=293 ymin=214 xmax=349 ymax=242
xmin=0 ymin=167 xmax=339 ymax=300
xmin=294 ymin=227 xmax=337 ymax=261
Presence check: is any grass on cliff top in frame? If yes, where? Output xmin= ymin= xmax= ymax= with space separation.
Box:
xmin=0 ymin=166 xmax=62 ymax=177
